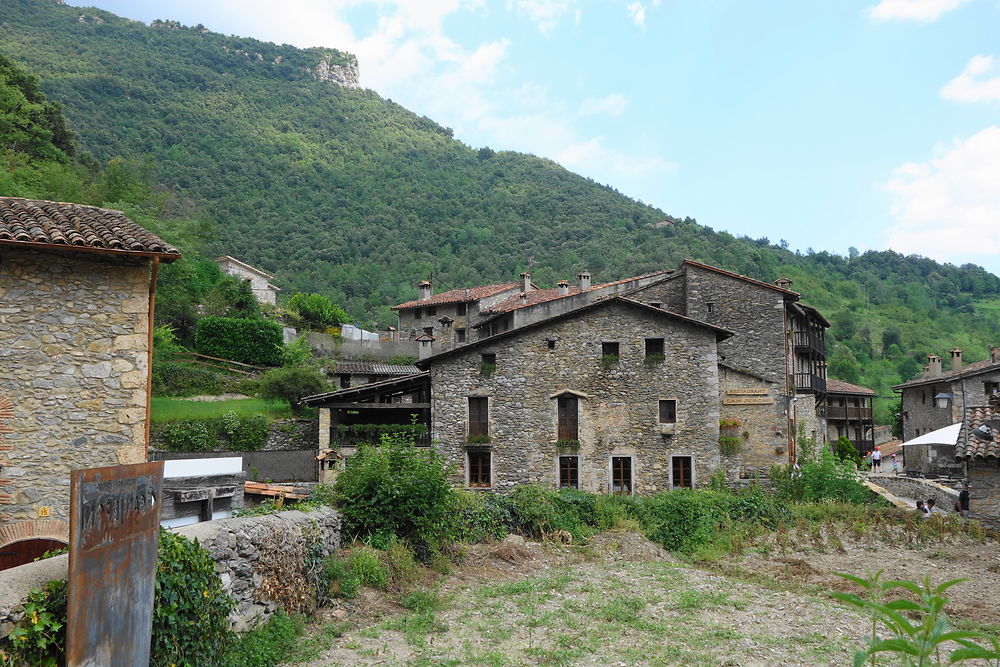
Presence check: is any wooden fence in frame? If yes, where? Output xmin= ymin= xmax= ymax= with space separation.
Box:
xmin=168 ymin=352 xmax=270 ymax=376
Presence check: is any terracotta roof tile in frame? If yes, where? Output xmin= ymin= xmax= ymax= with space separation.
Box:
xmin=957 ymin=405 xmax=1000 ymax=460
xmin=484 ymin=270 xmax=672 ymax=315
xmin=893 ymin=358 xmax=1000 ymax=390
xmin=333 ymin=361 xmax=420 ymax=376
xmin=826 ymin=379 xmax=877 ymax=396
xmin=392 ymin=282 xmax=520 ymax=310
xmin=0 ymin=197 xmax=180 ymax=258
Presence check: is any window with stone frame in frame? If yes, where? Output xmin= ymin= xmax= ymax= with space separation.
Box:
xmin=428 ymin=306 xmax=437 ymax=316
xmin=601 ymin=341 xmax=620 ymax=360
xmin=457 ymin=303 xmax=467 ymax=315
xmin=611 ymin=456 xmax=632 ymax=495
xmin=986 ymin=382 xmax=1000 ymax=397
xmin=557 ymin=395 xmax=579 ymax=441
xmin=423 ymin=327 xmax=434 ymax=337
xmin=455 ymin=328 xmax=466 ymax=343
xmin=671 ymin=456 xmax=693 ymax=489
xmin=645 ymin=338 xmax=665 ymax=362
xmin=559 ymin=456 xmax=579 ymax=489
xmin=468 ymin=450 xmax=491 ymax=488
xmin=414 ymin=308 xmax=422 ymax=320
xmin=468 ymin=397 xmax=489 ymax=438
xmin=658 ymin=399 xmax=677 ymax=424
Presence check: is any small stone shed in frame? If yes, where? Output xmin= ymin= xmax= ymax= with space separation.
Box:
xmin=0 ymin=197 xmax=180 ymax=569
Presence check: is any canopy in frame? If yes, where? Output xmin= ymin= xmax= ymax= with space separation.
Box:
xmin=900 ymin=423 xmax=962 ymax=447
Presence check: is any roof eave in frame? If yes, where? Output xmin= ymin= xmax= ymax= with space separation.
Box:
xmin=0 ymin=238 xmax=181 ymax=263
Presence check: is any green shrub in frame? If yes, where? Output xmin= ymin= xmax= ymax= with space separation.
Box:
xmin=161 ymin=419 xmax=216 ymax=451
xmin=508 ymin=485 xmax=597 ymax=540
xmin=383 ymin=539 xmax=420 ymax=592
xmin=593 ymin=493 xmax=643 ymax=531
xmin=258 ymin=366 xmax=329 ymax=415
xmin=833 ymin=435 xmax=862 ymax=468
xmin=719 ymin=436 xmax=743 ymax=455
xmin=157 ymin=413 xmax=271 ymax=452
xmin=223 ymin=412 xmax=271 ymax=451
xmin=222 ymin=611 xmax=305 ymax=667
xmin=331 ymin=433 xmax=454 ymax=553
xmin=322 ymin=553 xmax=360 ymax=600
xmin=1 ymin=579 xmax=67 ymax=667
xmin=151 ymin=361 xmax=226 ymax=397
xmin=348 ymin=547 xmax=388 ymax=589
xmin=447 ymin=490 xmax=510 ymax=543
xmin=152 ymin=323 xmax=183 ymax=361
xmin=151 ymin=530 xmax=234 ymax=666
xmin=195 ymin=316 xmax=284 ymax=367
xmin=770 ymin=448 xmax=869 ymax=504
xmin=281 ymin=335 xmax=316 ymax=368
xmin=287 ymin=292 xmax=348 ymax=330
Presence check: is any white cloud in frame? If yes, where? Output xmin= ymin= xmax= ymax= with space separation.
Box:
xmin=866 ymin=0 xmax=972 ymax=22
xmin=556 ymin=136 xmax=675 ymax=178
xmin=579 ymin=93 xmax=629 ymax=117
xmin=941 ymin=55 xmax=1000 ymax=103
xmin=627 ymin=2 xmax=646 ymax=28
xmin=506 ymin=0 xmax=576 ymax=33
xmin=884 ymin=126 xmax=1000 ymax=271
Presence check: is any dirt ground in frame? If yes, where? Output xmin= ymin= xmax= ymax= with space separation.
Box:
xmin=288 ymin=524 xmax=1000 ymax=667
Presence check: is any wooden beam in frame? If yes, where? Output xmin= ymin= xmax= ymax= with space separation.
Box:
xmin=323 ymin=403 xmax=430 ymax=410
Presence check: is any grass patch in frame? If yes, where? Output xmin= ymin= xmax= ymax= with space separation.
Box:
xmin=151 ymin=397 xmax=290 ymax=423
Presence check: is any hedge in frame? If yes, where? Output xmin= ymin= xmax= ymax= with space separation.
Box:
xmin=194 ymin=316 xmax=284 ymax=367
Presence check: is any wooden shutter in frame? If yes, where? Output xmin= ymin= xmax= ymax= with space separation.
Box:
xmin=557 ymin=396 xmax=578 ymax=441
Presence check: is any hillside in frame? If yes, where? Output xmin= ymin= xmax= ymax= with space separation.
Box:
xmin=2 ymin=0 xmax=1000 ymax=420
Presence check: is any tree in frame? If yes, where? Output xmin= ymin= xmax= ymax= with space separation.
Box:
xmin=287 ymin=292 xmax=348 ymax=330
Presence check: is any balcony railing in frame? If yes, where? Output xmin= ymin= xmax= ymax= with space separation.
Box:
xmin=821 ymin=406 xmax=873 ymax=421
xmin=331 ymin=428 xmax=431 ymax=448
xmin=795 ymin=372 xmax=827 ymax=394
xmin=793 ymin=331 xmax=826 ymax=356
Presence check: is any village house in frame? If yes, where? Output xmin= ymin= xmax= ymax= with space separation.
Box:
xmin=0 ymin=197 xmax=179 ymax=569
xmin=330 ymin=359 xmax=420 ymax=389
xmin=822 ymin=379 xmax=877 ymax=453
xmin=391 ymin=278 xmax=530 ymax=344
xmin=956 ymin=398 xmax=1000 ymax=529
xmin=214 ymin=254 xmax=280 ymax=305
xmin=893 ymin=347 xmax=1000 ymax=442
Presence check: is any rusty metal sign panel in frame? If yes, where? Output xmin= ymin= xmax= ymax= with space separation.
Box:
xmin=68 ymin=461 xmax=163 ymax=667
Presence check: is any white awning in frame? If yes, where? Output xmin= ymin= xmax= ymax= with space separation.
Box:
xmin=900 ymin=423 xmax=962 ymax=447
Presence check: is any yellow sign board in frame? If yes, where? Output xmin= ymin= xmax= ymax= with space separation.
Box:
xmin=723 ymin=396 xmax=773 ymax=405
xmin=725 ymin=388 xmax=769 ymax=395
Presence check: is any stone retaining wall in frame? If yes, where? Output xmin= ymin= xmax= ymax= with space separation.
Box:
xmin=869 ymin=474 xmax=960 ymax=507
xmin=0 ymin=507 xmax=340 ymax=634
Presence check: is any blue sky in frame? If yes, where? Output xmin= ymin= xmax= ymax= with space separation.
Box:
xmin=71 ymin=0 xmax=1000 ymax=274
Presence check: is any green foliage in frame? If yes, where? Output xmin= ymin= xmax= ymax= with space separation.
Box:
xmin=151 ymin=361 xmax=226 ymax=397
xmin=446 ymin=490 xmax=511 ymax=543
xmin=222 ymin=611 xmax=305 ymax=667
xmin=834 ymin=435 xmax=863 ymax=468
xmin=466 ymin=433 xmax=491 ymax=445
xmin=281 ymin=335 xmax=316 ymax=368
xmin=0 ymin=579 xmax=66 ymax=667
xmin=195 ymin=316 xmax=284 ymax=367
xmin=507 ymin=485 xmax=599 ymax=541
xmin=321 ymin=553 xmax=360 ymax=600
xmin=287 ymin=293 xmax=348 ymax=330
xmin=331 ymin=433 xmax=454 ymax=552
xmin=479 ymin=363 xmax=496 ymax=377
xmin=718 ymin=436 xmax=743 ymax=456
xmin=644 ymin=353 xmax=665 ymax=366
xmin=346 ymin=546 xmax=388 ymax=589
xmin=770 ymin=448 xmax=870 ymax=504
xmin=157 ymin=411 xmax=271 ymax=451
xmin=151 ymin=397 xmax=290 ymax=423
xmin=600 ymin=354 xmax=618 ymax=369
xmin=833 ymin=571 xmax=1000 ymax=666
xmin=152 ymin=323 xmax=184 ymax=361
xmin=257 ymin=366 xmax=329 ymax=414
xmin=151 ymin=530 xmax=234 ymax=667
xmin=0 ymin=53 xmax=74 ymax=162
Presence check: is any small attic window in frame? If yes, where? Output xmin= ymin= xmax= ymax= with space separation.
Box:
xmin=428 ymin=306 xmax=437 ymax=316
xmin=457 ymin=303 xmax=467 ymax=315
xmin=706 ymin=302 xmax=714 ymax=314
xmin=649 ymin=301 xmax=662 ymax=309
xmin=547 ymin=339 xmax=556 ymax=350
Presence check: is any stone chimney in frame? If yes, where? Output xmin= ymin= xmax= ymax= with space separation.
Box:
xmin=775 ymin=277 xmax=793 ymax=290
xmin=926 ymin=354 xmax=943 ymax=377
xmin=520 ymin=272 xmax=531 ymax=294
xmin=518 ymin=292 xmax=527 ymax=305
xmin=437 ymin=316 xmax=454 ymax=349
xmin=577 ymin=271 xmax=592 ymax=291
xmin=416 ymin=333 xmax=434 ymax=360
xmin=950 ymin=348 xmax=963 ymax=372
xmin=992 ymin=346 xmax=1000 ymax=364
xmin=557 ymin=280 xmax=570 ymax=296
xmin=418 ymin=280 xmax=432 ymax=301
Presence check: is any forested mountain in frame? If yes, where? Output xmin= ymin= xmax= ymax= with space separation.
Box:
xmin=2 ymin=0 xmax=999 ymax=421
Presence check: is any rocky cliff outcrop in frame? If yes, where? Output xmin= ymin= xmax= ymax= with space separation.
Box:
xmin=310 ymin=54 xmax=360 ymax=88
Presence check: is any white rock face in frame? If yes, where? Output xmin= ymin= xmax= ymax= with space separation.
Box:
xmin=310 ymin=55 xmax=360 ymax=88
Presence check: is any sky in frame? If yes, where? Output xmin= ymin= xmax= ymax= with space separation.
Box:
xmin=69 ymin=0 xmax=1000 ymax=275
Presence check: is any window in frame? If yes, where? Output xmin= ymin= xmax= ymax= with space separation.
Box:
xmin=340 ymin=374 xmax=351 ymax=389
xmin=602 ymin=342 xmax=620 ymax=358
xmin=456 ymin=328 xmax=466 ymax=343
xmin=706 ymin=302 xmax=714 ymax=314
xmin=481 ymin=353 xmax=496 ymax=365
xmin=557 ymin=396 xmax=579 ymax=441
xmin=428 ymin=306 xmax=437 ymax=316
xmin=921 ymin=390 xmax=926 ymax=405
xmin=986 ymin=382 xmax=1000 ymax=397
xmin=457 ymin=303 xmax=467 ymax=315
xmin=423 ymin=327 xmax=434 ymax=336
xmin=658 ymin=399 xmax=677 ymax=424
xmin=559 ymin=456 xmax=579 ymax=489
xmin=414 ymin=308 xmax=422 ymax=320
xmin=611 ymin=457 xmax=632 ymax=495
xmin=547 ymin=339 xmax=556 ymax=350
xmin=468 ymin=451 xmax=491 ymax=488
xmin=645 ymin=338 xmax=665 ymax=360
xmin=649 ymin=301 xmax=662 ymax=309
xmin=469 ymin=397 xmax=489 ymax=438
xmin=671 ymin=456 xmax=693 ymax=489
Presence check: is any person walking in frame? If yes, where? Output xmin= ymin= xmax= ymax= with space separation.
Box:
xmin=958 ymin=482 xmax=971 ymax=519
xmin=891 ymin=452 xmax=898 ymax=475
xmin=872 ymin=447 xmax=882 ymax=472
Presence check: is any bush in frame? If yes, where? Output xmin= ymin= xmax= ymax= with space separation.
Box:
xmin=222 ymin=611 xmax=305 ymax=667
xmin=507 ymin=485 xmax=598 ymax=541
xmin=322 ymin=553 xmax=360 ymax=600
xmin=1 ymin=579 xmax=67 ymax=666
xmin=195 ymin=316 xmax=284 ymax=367
xmin=447 ymin=490 xmax=510 ymax=543
xmin=331 ymin=433 xmax=454 ymax=554
xmin=222 ymin=412 xmax=271 ymax=451
xmin=833 ymin=435 xmax=862 ymax=468
xmin=258 ymin=366 xmax=329 ymax=415
xmin=770 ymin=448 xmax=869 ymax=504
xmin=151 ymin=530 xmax=234 ymax=666
xmin=287 ymin=292 xmax=348 ymax=330
xmin=151 ymin=361 xmax=226 ymax=397
xmin=152 ymin=323 xmax=183 ymax=361
xmin=157 ymin=413 xmax=272 ymax=452
xmin=161 ymin=419 xmax=215 ymax=451
xmin=347 ymin=546 xmax=388 ymax=589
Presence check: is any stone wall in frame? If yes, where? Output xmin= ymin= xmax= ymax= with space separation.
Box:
xmin=868 ymin=474 xmax=960 ymax=508
xmin=966 ymin=462 xmax=1000 ymax=530
xmin=429 ymin=300 xmax=722 ymax=493
xmin=0 ymin=249 xmax=151 ymax=532
xmin=718 ymin=366 xmax=788 ymax=477
xmin=628 ymin=274 xmax=686 ymax=314
xmin=0 ymin=507 xmax=341 ymax=633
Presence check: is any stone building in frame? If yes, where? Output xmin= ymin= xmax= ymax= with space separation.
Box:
xmin=822 ymin=379 xmax=877 ymax=453
xmin=330 ymin=359 xmax=420 ymax=389
xmin=391 ymin=278 xmax=528 ymax=344
xmin=893 ymin=347 xmax=1000 ymax=442
xmin=214 ymin=254 xmax=280 ymax=305
xmin=956 ymin=401 xmax=1000 ymax=529
xmin=0 ymin=197 xmax=179 ymax=569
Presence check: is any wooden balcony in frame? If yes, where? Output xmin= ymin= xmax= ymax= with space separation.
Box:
xmin=793 ymin=330 xmax=826 ymax=356
xmin=330 ymin=428 xmax=432 ymax=448
xmin=821 ymin=406 xmax=873 ymax=421
xmin=795 ymin=372 xmax=827 ymax=394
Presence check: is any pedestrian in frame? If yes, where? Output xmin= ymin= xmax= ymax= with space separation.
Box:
xmin=872 ymin=447 xmax=882 ymax=472
xmin=958 ymin=482 xmax=971 ymax=518
xmin=891 ymin=452 xmax=897 ymax=475
xmin=926 ymin=498 xmax=937 ymax=516
xmin=864 ymin=451 xmax=872 ymax=470
xmin=916 ymin=499 xmax=925 ymax=513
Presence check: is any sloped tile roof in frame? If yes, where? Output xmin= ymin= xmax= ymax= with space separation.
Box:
xmin=333 ymin=361 xmax=420 ymax=376
xmin=214 ymin=255 xmax=274 ymax=279
xmin=826 ymin=379 xmax=877 ymax=396
xmin=484 ymin=270 xmax=672 ymax=315
xmin=392 ymin=282 xmax=520 ymax=310
xmin=0 ymin=197 xmax=180 ymax=259
xmin=893 ymin=358 xmax=1000 ymax=390
xmin=682 ymin=260 xmax=799 ymax=296
xmin=957 ymin=405 xmax=1000 ymax=460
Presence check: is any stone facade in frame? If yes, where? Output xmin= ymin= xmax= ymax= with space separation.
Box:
xmin=214 ymin=255 xmax=279 ymax=306
xmin=718 ymin=366 xmax=786 ymax=476
xmin=428 ymin=300 xmax=723 ymax=493
xmin=966 ymin=461 xmax=1000 ymax=530
xmin=0 ymin=250 xmax=152 ymax=533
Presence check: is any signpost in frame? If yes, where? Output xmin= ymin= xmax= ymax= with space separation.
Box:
xmin=67 ymin=461 xmax=163 ymax=667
